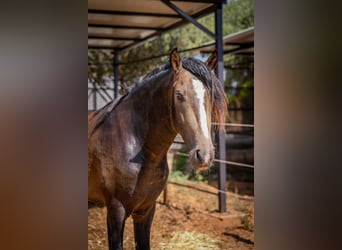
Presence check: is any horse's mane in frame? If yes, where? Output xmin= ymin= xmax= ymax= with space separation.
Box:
xmin=131 ymin=57 xmax=214 ymax=92
xmin=89 ymin=56 xmax=227 ymax=138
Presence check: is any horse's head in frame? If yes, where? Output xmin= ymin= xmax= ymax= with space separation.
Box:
xmin=169 ymin=48 xmax=226 ymax=171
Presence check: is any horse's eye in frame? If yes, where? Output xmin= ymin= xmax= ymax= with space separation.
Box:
xmin=175 ymin=91 xmax=184 ymax=102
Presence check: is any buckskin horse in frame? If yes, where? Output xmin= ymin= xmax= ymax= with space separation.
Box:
xmin=88 ymin=48 xmax=227 ymax=250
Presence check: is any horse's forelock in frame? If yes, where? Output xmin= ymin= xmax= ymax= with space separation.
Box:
xmin=182 ymin=58 xmax=213 ymax=90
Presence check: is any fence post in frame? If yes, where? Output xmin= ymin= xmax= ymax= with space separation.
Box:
xmin=215 ymin=2 xmax=227 ymax=213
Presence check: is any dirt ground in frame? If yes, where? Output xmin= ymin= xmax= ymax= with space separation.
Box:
xmin=88 ymin=180 xmax=254 ymax=250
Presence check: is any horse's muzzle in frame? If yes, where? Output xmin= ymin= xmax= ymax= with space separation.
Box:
xmin=190 ymin=147 xmax=214 ymax=171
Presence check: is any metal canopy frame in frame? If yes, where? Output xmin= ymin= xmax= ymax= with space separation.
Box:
xmin=88 ymin=0 xmax=228 ymax=213
xmin=200 ymin=26 xmax=254 ymax=54
xmin=88 ymin=0 xmax=226 ymax=50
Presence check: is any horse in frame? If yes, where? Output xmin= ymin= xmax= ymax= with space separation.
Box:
xmin=88 ymin=48 xmax=227 ymax=250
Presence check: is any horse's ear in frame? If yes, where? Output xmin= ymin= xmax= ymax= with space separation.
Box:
xmin=205 ymin=49 xmax=218 ymax=70
xmin=170 ymin=48 xmax=182 ymax=72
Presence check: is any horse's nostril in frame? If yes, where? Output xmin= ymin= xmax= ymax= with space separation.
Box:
xmin=196 ymin=149 xmax=212 ymax=164
xmin=196 ymin=149 xmax=202 ymax=161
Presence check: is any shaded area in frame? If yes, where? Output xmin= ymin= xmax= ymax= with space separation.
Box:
xmin=223 ymin=232 xmax=254 ymax=245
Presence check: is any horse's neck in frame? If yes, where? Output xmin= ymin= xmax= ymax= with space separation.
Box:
xmin=144 ymin=115 xmax=176 ymax=160
xmin=147 ymin=91 xmax=176 ymax=158
xmin=131 ymin=79 xmax=176 ymax=160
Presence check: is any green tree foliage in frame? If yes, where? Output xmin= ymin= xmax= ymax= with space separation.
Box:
xmin=88 ymin=50 xmax=113 ymax=86
xmin=118 ymin=38 xmax=165 ymax=93
xmin=223 ymin=0 xmax=254 ymax=34
xmin=222 ymin=0 xmax=254 ymax=123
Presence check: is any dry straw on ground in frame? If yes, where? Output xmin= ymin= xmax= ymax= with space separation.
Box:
xmin=157 ymin=231 xmax=219 ymax=250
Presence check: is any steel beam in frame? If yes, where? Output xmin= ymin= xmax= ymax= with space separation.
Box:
xmin=88 ymin=9 xmax=180 ymax=18
xmin=88 ymin=36 xmax=143 ymax=41
xmin=161 ymin=0 xmax=215 ymax=38
xmin=215 ymin=2 xmax=227 ymax=213
xmin=88 ymin=24 xmax=164 ymax=31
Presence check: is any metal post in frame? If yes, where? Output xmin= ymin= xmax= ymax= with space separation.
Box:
xmin=113 ymin=50 xmax=119 ymax=99
xmin=215 ymin=2 xmax=227 ymax=213
xmin=161 ymin=0 xmax=215 ymax=39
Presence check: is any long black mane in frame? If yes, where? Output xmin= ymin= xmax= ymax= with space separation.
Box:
xmin=130 ymin=57 xmax=214 ymax=94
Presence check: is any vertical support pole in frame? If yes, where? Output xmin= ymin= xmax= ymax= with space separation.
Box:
xmin=113 ymin=50 xmax=119 ymax=99
xmin=215 ymin=2 xmax=227 ymax=213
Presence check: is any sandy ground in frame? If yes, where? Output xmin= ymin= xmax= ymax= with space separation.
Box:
xmin=88 ymin=180 xmax=254 ymax=250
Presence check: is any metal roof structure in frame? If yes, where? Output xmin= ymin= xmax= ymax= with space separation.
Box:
xmin=201 ymin=26 xmax=254 ymax=55
xmin=88 ymin=0 xmax=226 ymax=50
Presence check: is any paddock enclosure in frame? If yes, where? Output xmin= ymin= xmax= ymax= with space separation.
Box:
xmin=88 ymin=0 xmax=254 ymax=249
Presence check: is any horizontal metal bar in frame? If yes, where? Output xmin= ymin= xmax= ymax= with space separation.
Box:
xmin=88 ymin=23 xmax=164 ymax=31
xmin=212 ymin=123 xmax=255 ymax=128
xmin=225 ymin=42 xmax=254 ymax=46
xmin=88 ymin=36 xmax=143 ymax=41
xmin=167 ymin=181 xmax=254 ymax=201
xmin=119 ymin=43 xmax=214 ymax=65
xmin=175 ymin=152 xmax=254 ymax=168
xmin=88 ymin=9 xmax=180 ymax=18
xmin=201 ymin=46 xmax=254 ymax=55
xmin=214 ymin=159 xmax=254 ymax=168
xmin=224 ymin=44 xmax=254 ymax=54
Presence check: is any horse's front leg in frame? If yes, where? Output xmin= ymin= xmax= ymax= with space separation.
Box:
xmin=106 ymin=198 xmax=127 ymax=250
xmin=132 ymin=203 xmax=156 ymax=250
